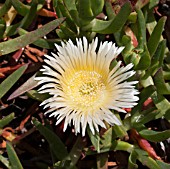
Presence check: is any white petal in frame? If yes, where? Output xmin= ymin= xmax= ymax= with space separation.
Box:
xmin=35 ymin=37 xmax=139 ymax=137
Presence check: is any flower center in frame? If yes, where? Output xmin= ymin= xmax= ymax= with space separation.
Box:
xmin=65 ymin=71 xmax=106 ymax=111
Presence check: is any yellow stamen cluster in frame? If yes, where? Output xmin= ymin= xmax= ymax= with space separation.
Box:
xmin=65 ymin=71 xmax=106 ymax=110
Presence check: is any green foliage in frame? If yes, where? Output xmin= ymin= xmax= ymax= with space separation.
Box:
xmin=0 ymin=154 xmax=10 ymax=169
xmin=88 ymin=2 xmax=131 ymax=34
xmin=0 ymin=113 xmax=15 ymax=128
xmin=0 ymin=18 xmax=6 ymax=39
xmin=154 ymin=68 xmax=170 ymax=94
xmin=156 ymin=160 xmax=170 ymax=169
xmin=147 ymin=16 xmax=166 ymax=57
xmin=6 ymin=0 xmax=38 ymax=36
xmin=68 ymin=136 xmax=86 ymax=168
xmin=152 ymin=92 xmax=170 ymax=119
xmin=0 ymin=0 xmax=12 ymax=17
xmin=8 ymin=74 xmax=38 ymax=100
xmin=18 ymin=28 xmax=61 ymax=49
xmin=33 ymin=119 xmax=69 ymax=161
xmin=6 ymin=142 xmax=23 ymax=169
xmin=87 ymin=128 xmax=100 ymax=153
xmin=0 ymin=0 xmax=170 ymax=168
xmin=136 ymin=149 xmax=160 ymax=169
xmin=0 ymin=65 xmax=28 ymax=99
xmin=0 ymin=18 xmax=65 ymax=55
xmin=11 ymin=0 xmax=44 ymax=16
xmin=139 ymin=129 xmax=170 ymax=142
xmin=26 ymin=90 xmax=50 ymax=101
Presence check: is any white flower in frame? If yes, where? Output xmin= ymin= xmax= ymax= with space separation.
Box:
xmin=35 ymin=37 xmax=139 ymax=136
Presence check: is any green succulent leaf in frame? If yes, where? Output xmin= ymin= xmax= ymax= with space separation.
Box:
xmin=86 ymin=2 xmax=131 ymax=34
xmin=156 ymin=160 xmax=170 ymax=169
xmin=11 ymin=0 xmax=44 ymax=16
xmin=101 ymin=127 xmax=113 ymax=148
xmin=60 ymin=24 xmax=77 ymax=39
xmin=163 ymin=71 xmax=170 ymax=80
xmin=121 ymin=35 xmax=134 ymax=64
xmin=11 ymin=0 xmax=30 ymax=16
xmin=18 ymin=28 xmax=61 ymax=49
xmin=0 ymin=18 xmax=65 ymax=55
xmin=5 ymin=0 xmax=38 ymax=36
xmin=26 ymin=90 xmax=50 ymax=101
xmin=0 ymin=154 xmax=10 ymax=169
xmin=6 ymin=142 xmax=23 ymax=169
xmin=90 ymin=0 xmax=104 ymax=18
xmin=135 ymin=0 xmax=149 ymax=9
xmin=140 ymin=76 xmax=154 ymax=88
xmin=77 ymin=0 xmax=93 ymax=20
xmin=128 ymin=150 xmax=138 ymax=169
xmin=101 ymin=131 xmax=134 ymax=153
xmin=135 ymin=44 xmax=151 ymax=70
xmin=105 ymin=0 xmax=115 ymax=19
xmin=132 ymin=108 xmax=160 ymax=127
xmin=33 ymin=119 xmax=69 ymax=161
xmin=0 ymin=0 xmax=12 ymax=17
xmin=136 ymin=9 xmax=146 ymax=50
xmin=112 ymin=125 xmax=127 ymax=138
xmin=76 ymin=0 xmax=104 ymax=24
xmin=141 ymin=40 xmax=166 ymax=82
xmin=87 ymin=127 xmax=100 ymax=153
xmin=0 ymin=64 xmax=28 ymax=99
xmin=68 ymin=136 xmax=86 ymax=168
xmin=154 ymin=68 xmax=170 ymax=94
xmin=114 ymin=141 xmax=134 ymax=153
xmin=151 ymin=92 xmax=170 ymax=119
xmin=136 ymin=150 xmax=160 ymax=169
xmin=152 ymin=40 xmax=166 ymax=67
xmin=0 ymin=113 xmax=15 ymax=128
xmin=149 ymin=0 xmax=159 ymax=9
xmin=101 ymin=125 xmax=127 ymax=148
xmin=139 ymin=129 xmax=170 ymax=142
xmin=57 ymin=0 xmax=77 ymax=31
xmin=86 ymin=140 xmax=134 ymax=155
xmin=131 ymin=85 xmax=156 ymax=116
xmin=0 ymin=18 xmax=6 ymax=38
xmin=147 ymin=16 xmax=166 ymax=57
xmin=62 ymin=0 xmax=77 ymax=11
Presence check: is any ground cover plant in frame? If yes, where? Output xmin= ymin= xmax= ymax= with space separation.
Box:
xmin=0 ymin=0 xmax=170 ymax=168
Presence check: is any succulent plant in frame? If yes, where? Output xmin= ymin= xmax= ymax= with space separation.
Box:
xmin=0 ymin=0 xmax=170 ymax=169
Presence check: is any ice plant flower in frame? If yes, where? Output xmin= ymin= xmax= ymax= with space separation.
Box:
xmin=35 ymin=37 xmax=139 ymax=136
